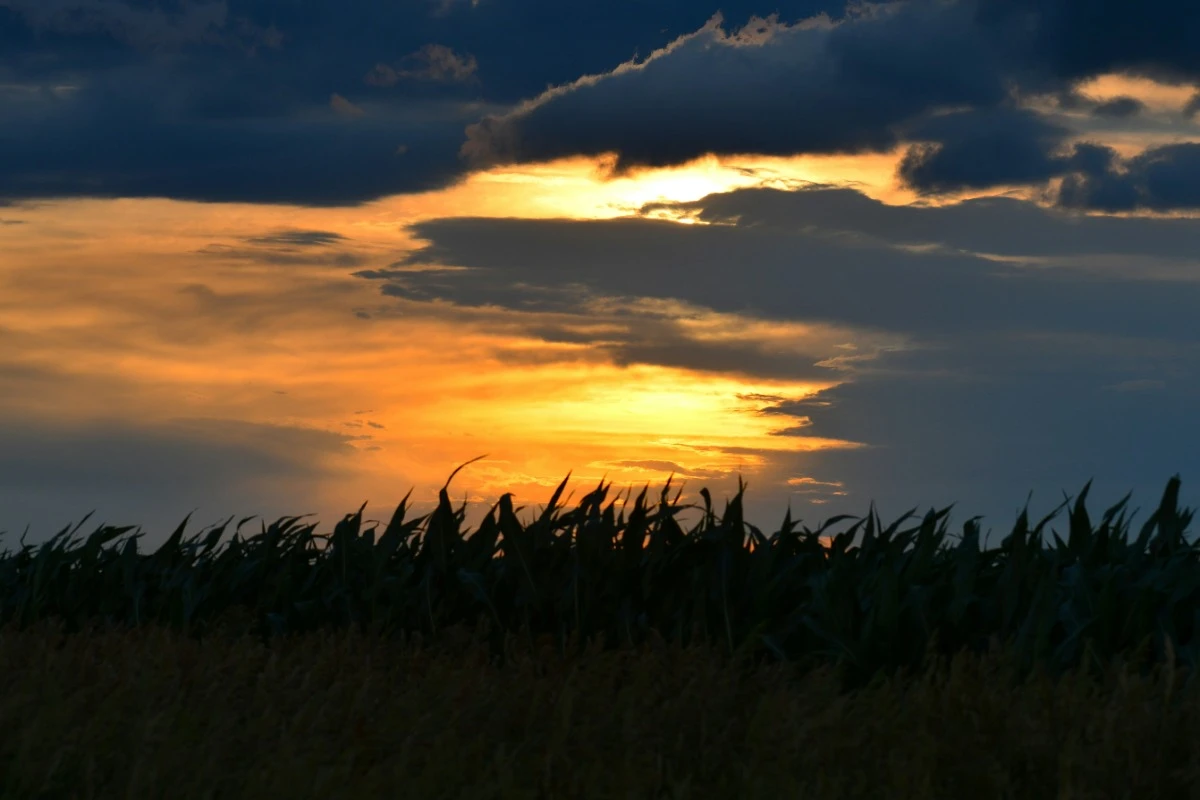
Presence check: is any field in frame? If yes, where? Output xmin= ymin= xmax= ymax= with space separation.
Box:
xmin=2 ymin=467 xmax=1199 ymax=798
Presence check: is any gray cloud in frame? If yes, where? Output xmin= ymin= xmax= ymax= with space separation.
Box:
xmin=197 ymin=228 xmax=366 ymax=267
xmin=1091 ymin=96 xmax=1146 ymax=118
xmin=245 ymin=229 xmax=347 ymax=247
xmin=381 ymin=199 xmax=1200 ymax=344
xmin=0 ymin=415 xmax=361 ymax=548
xmin=683 ymin=186 xmax=1200 ymax=261
xmin=357 ymin=186 xmax=1200 ymax=535
xmin=1185 ymin=93 xmax=1200 ymax=119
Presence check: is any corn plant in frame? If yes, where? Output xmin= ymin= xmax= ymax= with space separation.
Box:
xmin=1 ymin=468 xmax=1195 ymax=695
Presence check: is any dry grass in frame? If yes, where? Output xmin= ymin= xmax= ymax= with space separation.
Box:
xmin=2 ymin=615 xmax=1200 ymax=799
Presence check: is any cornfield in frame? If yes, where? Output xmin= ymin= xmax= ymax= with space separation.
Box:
xmin=2 ymin=464 xmax=1197 ymax=696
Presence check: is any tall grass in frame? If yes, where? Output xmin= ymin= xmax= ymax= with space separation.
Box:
xmin=1 ymin=465 xmax=1196 ymax=694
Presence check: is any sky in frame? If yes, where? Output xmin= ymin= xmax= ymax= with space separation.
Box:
xmin=2 ymin=0 xmax=1199 ymax=552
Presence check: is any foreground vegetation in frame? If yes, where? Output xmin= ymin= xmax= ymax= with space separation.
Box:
xmin=3 ymin=615 xmax=1199 ymax=799
xmin=2 ymin=469 xmax=1200 ymax=796
xmin=2 ymin=467 xmax=1197 ymax=692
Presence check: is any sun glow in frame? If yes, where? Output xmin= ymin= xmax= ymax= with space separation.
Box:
xmin=1 ymin=145 xmax=911 ymax=539
xmin=381 ymin=148 xmax=920 ymax=224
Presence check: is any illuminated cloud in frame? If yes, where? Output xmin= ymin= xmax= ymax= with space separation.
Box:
xmin=366 ymin=44 xmax=479 ymax=85
xmin=330 ymin=92 xmax=367 ymax=118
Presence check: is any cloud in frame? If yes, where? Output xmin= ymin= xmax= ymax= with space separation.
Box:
xmin=1185 ymin=93 xmax=1200 ymax=119
xmin=463 ymin=8 xmax=1008 ymax=171
xmin=1059 ymin=142 xmax=1200 ymax=212
xmin=973 ymin=0 xmax=1200 ymax=87
xmin=685 ymin=186 xmax=1200 ymax=263
xmin=366 ymin=44 xmax=478 ymax=86
xmin=380 ymin=195 xmax=1200 ymax=344
xmin=0 ymin=0 xmax=870 ymax=205
xmin=897 ymin=107 xmax=1073 ymax=193
xmin=892 ymin=112 xmax=1200 ymax=206
xmin=462 ymin=1 xmax=1200 ymax=205
xmin=197 ymin=228 xmax=366 ymax=267
xmin=0 ymin=415 xmax=360 ymax=544
xmin=3 ymin=0 xmax=829 ymax=205
xmin=1091 ymin=95 xmax=1146 ymax=118
xmin=0 ymin=66 xmax=476 ymax=205
xmin=329 ymin=92 xmax=366 ymax=118
xmin=603 ymin=460 xmax=727 ymax=479
xmin=245 ymin=229 xmax=347 ymax=247
xmin=4 ymin=0 xmax=1199 ymax=206
xmin=357 ymin=186 xmax=1200 ymax=530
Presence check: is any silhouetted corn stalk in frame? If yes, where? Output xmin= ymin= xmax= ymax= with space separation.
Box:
xmin=1 ymin=467 xmax=1195 ymax=694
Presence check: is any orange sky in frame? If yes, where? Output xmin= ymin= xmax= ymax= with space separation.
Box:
xmin=2 ymin=73 xmax=1194 ymax=544
xmin=2 ymin=151 xmax=905 ymax=539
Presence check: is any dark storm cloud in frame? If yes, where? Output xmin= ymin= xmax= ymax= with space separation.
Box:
xmin=465 ymin=0 xmax=1200 ymax=200
xmin=5 ymin=0 xmax=1198 ymax=205
xmin=897 ymin=108 xmax=1073 ymax=193
xmin=0 ymin=65 xmax=477 ymax=205
xmin=463 ymin=5 xmax=1008 ymax=171
xmin=972 ymin=0 xmax=1200 ymax=87
xmin=0 ymin=0 xmax=850 ymax=204
xmin=1059 ymin=143 xmax=1200 ymax=212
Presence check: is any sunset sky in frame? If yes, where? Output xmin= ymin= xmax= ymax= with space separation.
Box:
xmin=2 ymin=0 xmax=1199 ymax=549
